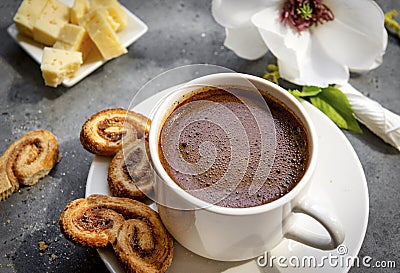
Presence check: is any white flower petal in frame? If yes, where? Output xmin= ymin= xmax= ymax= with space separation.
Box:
xmin=252 ymin=7 xmax=308 ymax=73
xmin=252 ymin=7 xmax=349 ymax=86
xmin=297 ymin=40 xmax=349 ymax=86
xmin=315 ymin=0 xmax=387 ymax=72
xmin=351 ymin=28 xmax=388 ymax=73
xmin=277 ymin=40 xmax=349 ymax=87
xmin=337 ymin=83 xmax=400 ymax=151
xmin=224 ymin=25 xmax=269 ymax=60
xmin=277 ymin=59 xmax=300 ymax=83
xmin=211 ymin=0 xmax=279 ymax=28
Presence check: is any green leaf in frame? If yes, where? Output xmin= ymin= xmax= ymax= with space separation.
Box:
xmin=309 ymin=86 xmax=362 ymax=133
xmin=289 ymin=86 xmax=322 ymax=97
xmin=288 ymin=89 xmax=304 ymax=97
xmin=302 ymin=86 xmax=323 ymax=96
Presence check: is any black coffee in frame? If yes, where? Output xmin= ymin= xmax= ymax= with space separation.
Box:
xmin=159 ymin=87 xmax=309 ymax=208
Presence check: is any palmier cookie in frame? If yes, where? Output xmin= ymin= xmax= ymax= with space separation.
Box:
xmin=80 ymin=108 xmax=150 ymax=156
xmin=108 ymin=138 xmax=153 ymax=200
xmin=0 ymin=130 xmax=59 ymax=201
xmin=59 ymin=195 xmax=174 ymax=273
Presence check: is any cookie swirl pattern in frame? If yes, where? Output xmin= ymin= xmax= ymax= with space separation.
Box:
xmin=0 ymin=129 xmax=59 ymax=201
xmin=80 ymin=108 xmax=150 ymax=156
xmin=108 ymin=138 xmax=154 ymax=200
xmin=59 ymin=195 xmax=174 ymax=273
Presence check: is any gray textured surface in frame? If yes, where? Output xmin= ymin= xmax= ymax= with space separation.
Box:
xmin=0 ymin=0 xmax=399 ymax=272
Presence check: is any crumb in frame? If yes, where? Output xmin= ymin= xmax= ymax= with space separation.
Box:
xmin=5 ymin=219 xmax=10 ymax=224
xmin=38 ymin=241 xmax=48 ymax=252
xmin=50 ymin=254 xmax=56 ymax=260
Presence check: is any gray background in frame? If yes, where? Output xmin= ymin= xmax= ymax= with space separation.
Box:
xmin=0 ymin=0 xmax=399 ymax=272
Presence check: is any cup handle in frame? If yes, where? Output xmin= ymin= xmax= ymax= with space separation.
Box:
xmin=283 ymin=196 xmax=345 ymax=250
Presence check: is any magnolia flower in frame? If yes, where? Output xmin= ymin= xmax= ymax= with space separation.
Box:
xmin=212 ymin=0 xmax=388 ymax=87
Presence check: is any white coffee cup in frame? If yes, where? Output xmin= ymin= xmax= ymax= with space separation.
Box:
xmin=148 ymin=73 xmax=344 ymax=261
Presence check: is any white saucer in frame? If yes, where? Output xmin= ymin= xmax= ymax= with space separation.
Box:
xmin=7 ymin=0 xmax=148 ymax=87
xmin=85 ymin=89 xmax=368 ymax=273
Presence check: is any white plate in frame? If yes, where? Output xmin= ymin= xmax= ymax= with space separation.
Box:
xmin=85 ymin=90 xmax=368 ymax=273
xmin=7 ymin=0 xmax=148 ymax=87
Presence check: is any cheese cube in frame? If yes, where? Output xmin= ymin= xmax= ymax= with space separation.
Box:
xmin=13 ymin=0 xmax=49 ymax=38
xmin=53 ymin=24 xmax=94 ymax=61
xmin=33 ymin=0 xmax=70 ymax=46
xmin=79 ymin=8 xmax=120 ymax=32
xmin=41 ymin=47 xmax=82 ymax=87
xmin=91 ymin=0 xmax=127 ymax=32
xmin=84 ymin=10 xmax=127 ymax=60
xmin=70 ymin=0 xmax=90 ymax=25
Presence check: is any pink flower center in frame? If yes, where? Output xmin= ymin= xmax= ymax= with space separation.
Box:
xmin=280 ymin=0 xmax=334 ymax=32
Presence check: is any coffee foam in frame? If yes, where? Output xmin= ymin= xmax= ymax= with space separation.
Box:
xmin=159 ymin=87 xmax=280 ymax=206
